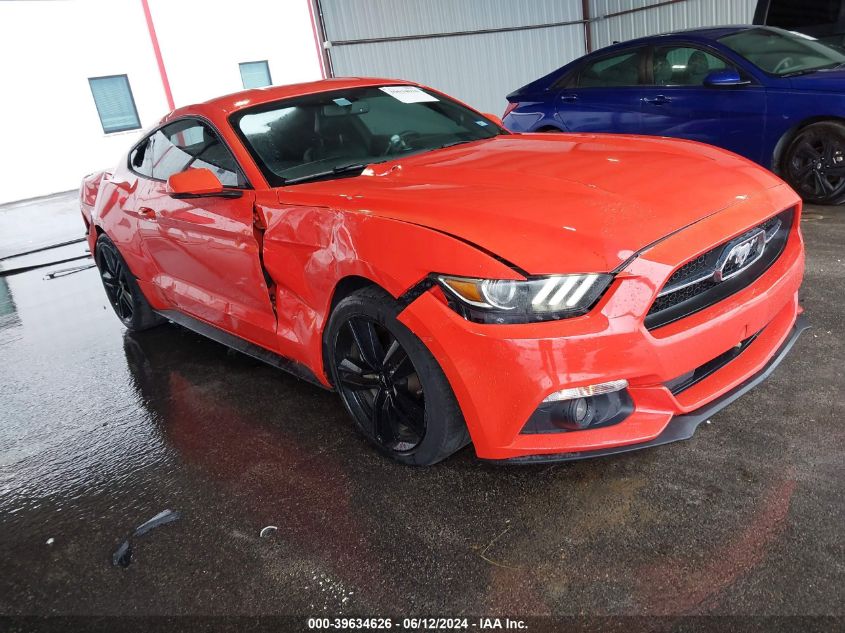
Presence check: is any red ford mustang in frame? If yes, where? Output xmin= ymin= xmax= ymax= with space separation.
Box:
xmin=80 ymin=78 xmax=807 ymax=465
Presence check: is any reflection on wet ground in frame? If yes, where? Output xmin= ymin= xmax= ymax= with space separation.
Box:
xmin=0 ymin=206 xmax=843 ymax=617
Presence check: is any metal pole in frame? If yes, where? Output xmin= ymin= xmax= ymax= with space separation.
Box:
xmin=139 ymin=0 xmax=175 ymax=111
xmin=582 ymin=0 xmax=593 ymax=53
xmin=603 ymin=0 xmax=688 ymax=20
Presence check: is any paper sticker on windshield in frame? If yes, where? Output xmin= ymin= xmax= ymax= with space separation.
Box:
xmin=379 ymin=86 xmax=439 ymax=104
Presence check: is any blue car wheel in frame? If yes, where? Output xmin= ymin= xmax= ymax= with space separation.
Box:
xmin=783 ymin=121 xmax=845 ymax=206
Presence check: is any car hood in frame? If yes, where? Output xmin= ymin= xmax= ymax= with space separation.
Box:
xmin=275 ymin=134 xmax=784 ymax=274
xmin=786 ymin=68 xmax=845 ymax=92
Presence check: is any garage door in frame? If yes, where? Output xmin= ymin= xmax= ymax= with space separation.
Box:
xmin=316 ymin=0 xmax=587 ymax=116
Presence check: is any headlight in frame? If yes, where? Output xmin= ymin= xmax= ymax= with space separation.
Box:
xmin=437 ymin=274 xmax=613 ymax=324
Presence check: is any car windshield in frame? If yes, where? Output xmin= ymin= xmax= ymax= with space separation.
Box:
xmin=718 ymin=27 xmax=845 ymax=76
xmin=231 ymin=85 xmax=503 ymax=186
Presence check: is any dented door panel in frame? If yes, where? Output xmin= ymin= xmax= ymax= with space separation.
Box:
xmin=137 ymin=183 xmax=278 ymax=351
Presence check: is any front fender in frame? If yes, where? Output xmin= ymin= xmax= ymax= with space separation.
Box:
xmin=258 ymin=201 xmax=521 ymax=384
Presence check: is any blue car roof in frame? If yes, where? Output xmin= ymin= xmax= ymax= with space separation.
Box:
xmin=601 ymin=25 xmax=753 ymax=49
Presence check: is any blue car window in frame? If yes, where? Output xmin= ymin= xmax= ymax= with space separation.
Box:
xmin=652 ymin=46 xmax=730 ymax=86
xmin=577 ymin=50 xmax=643 ymax=87
xmin=719 ymin=27 xmax=845 ymax=76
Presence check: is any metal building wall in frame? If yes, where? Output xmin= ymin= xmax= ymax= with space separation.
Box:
xmin=589 ymin=0 xmax=757 ymax=51
xmin=318 ymin=0 xmax=586 ymax=115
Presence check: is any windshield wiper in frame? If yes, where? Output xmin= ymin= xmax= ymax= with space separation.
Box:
xmin=282 ymin=163 xmax=368 ymax=186
xmin=436 ymin=137 xmax=495 ymax=151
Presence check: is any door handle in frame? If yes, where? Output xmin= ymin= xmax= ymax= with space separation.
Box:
xmin=642 ymin=95 xmax=671 ymax=105
xmin=561 ymin=94 xmax=579 ymax=103
xmin=137 ymin=206 xmax=157 ymax=219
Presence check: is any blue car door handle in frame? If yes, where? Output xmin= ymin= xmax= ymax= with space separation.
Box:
xmin=561 ymin=94 xmax=579 ymax=102
xmin=643 ymin=95 xmax=671 ymax=105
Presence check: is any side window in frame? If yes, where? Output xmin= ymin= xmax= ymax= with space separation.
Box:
xmin=652 ymin=46 xmax=730 ymax=86
xmin=577 ymin=50 xmax=643 ymax=87
xmin=129 ymin=136 xmax=154 ymax=178
xmin=151 ymin=120 xmax=245 ymax=187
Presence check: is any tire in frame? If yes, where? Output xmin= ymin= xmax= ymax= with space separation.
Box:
xmin=94 ymin=234 xmax=164 ymax=332
xmin=782 ymin=121 xmax=845 ymax=205
xmin=325 ymin=286 xmax=470 ymax=466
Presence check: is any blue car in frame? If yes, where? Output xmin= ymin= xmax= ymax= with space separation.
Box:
xmin=504 ymin=26 xmax=845 ymax=205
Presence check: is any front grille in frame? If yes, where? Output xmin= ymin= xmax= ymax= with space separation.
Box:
xmin=650 ymin=276 xmax=716 ymax=315
xmin=646 ymin=208 xmax=794 ymax=330
xmin=663 ymin=252 xmax=708 ymax=289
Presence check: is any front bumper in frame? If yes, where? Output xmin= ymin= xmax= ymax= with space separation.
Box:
xmin=397 ymin=187 xmax=806 ymax=461
xmin=486 ymin=314 xmax=808 ymax=464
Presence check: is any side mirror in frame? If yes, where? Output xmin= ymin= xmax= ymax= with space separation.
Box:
xmin=704 ymin=69 xmax=748 ymax=87
xmin=483 ymin=113 xmax=505 ymax=128
xmin=167 ymin=168 xmax=241 ymax=199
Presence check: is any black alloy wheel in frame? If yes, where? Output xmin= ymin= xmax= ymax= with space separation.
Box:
xmin=334 ymin=316 xmax=426 ymax=453
xmin=95 ymin=234 xmax=164 ymax=331
xmin=98 ymin=240 xmax=134 ymax=322
xmin=784 ymin=122 xmax=845 ymax=205
xmin=326 ymin=286 xmax=470 ymax=465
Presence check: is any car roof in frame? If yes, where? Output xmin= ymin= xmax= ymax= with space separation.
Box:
xmin=598 ymin=25 xmax=755 ymax=50
xmin=166 ymin=77 xmax=415 ymax=122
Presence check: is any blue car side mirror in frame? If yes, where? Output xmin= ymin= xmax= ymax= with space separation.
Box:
xmin=704 ymin=69 xmax=748 ymax=87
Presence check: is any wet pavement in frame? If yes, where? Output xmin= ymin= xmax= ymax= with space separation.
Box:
xmin=0 ymin=192 xmax=81 ymax=259
xmin=0 ymin=195 xmax=843 ymax=623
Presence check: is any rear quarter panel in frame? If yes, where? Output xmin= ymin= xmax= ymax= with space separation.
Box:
xmin=89 ymin=162 xmax=170 ymax=309
xmin=502 ymin=96 xmax=562 ymax=132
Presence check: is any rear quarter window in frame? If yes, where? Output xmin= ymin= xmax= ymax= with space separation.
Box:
xmin=577 ymin=49 xmax=644 ymax=87
xmin=129 ymin=137 xmax=153 ymax=178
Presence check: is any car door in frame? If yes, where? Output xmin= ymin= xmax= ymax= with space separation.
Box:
xmin=135 ymin=118 xmax=278 ymax=350
xmin=554 ymin=47 xmax=647 ymax=133
xmin=639 ymin=43 xmax=767 ymax=163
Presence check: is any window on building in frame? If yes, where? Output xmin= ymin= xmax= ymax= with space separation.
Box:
xmin=239 ymin=61 xmax=272 ymax=89
xmin=88 ymin=75 xmax=141 ymax=134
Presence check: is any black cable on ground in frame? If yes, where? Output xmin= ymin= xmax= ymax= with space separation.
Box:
xmin=0 ymin=237 xmax=87 ymax=261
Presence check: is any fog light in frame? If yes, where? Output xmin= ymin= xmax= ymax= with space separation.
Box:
xmin=557 ymin=397 xmax=595 ymax=430
xmin=542 ymin=379 xmax=629 ymax=403
xmin=522 ymin=382 xmax=634 ymax=435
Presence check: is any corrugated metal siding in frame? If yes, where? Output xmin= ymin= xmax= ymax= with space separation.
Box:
xmin=589 ymin=0 xmax=757 ymax=51
xmin=320 ymin=0 xmax=585 ymax=115
xmin=322 ymin=0 xmax=582 ymax=39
